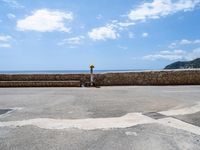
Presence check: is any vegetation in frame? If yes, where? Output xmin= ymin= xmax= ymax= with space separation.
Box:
xmin=164 ymin=58 xmax=200 ymax=69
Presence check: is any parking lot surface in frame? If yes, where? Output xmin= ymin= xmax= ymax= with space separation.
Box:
xmin=0 ymin=86 xmax=200 ymax=150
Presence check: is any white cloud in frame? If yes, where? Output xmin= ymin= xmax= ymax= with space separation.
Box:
xmin=118 ymin=45 xmax=128 ymax=50
xmin=169 ymin=42 xmax=177 ymax=49
xmin=7 ymin=13 xmax=16 ymax=19
xmin=143 ymin=49 xmax=200 ymax=61
xmin=0 ymin=34 xmax=12 ymax=48
xmin=66 ymin=36 xmax=85 ymax=45
xmin=2 ymin=0 xmax=23 ymax=8
xmin=0 ymin=43 xmax=11 ymax=48
xmin=110 ymin=20 xmax=135 ymax=28
xmin=17 ymin=9 xmax=73 ymax=32
xmin=88 ymin=25 xmax=119 ymax=41
xmin=96 ymin=14 xmax=102 ymax=20
xmin=0 ymin=35 xmax=12 ymax=42
xmin=58 ymin=36 xmax=85 ymax=46
xmin=187 ymin=48 xmax=200 ymax=60
xmin=88 ymin=0 xmax=200 ymax=42
xmin=180 ymin=39 xmax=192 ymax=45
xmin=128 ymin=32 xmax=134 ymax=39
xmin=143 ymin=50 xmax=186 ymax=60
xmin=88 ymin=19 xmax=135 ymax=41
xmin=117 ymin=22 xmax=135 ymax=27
xmin=128 ymin=0 xmax=200 ymax=21
xmin=169 ymin=39 xmax=200 ymax=48
xmin=180 ymin=39 xmax=200 ymax=45
xmin=142 ymin=32 xmax=149 ymax=38
xmin=194 ymin=40 xmax=200 ymax=44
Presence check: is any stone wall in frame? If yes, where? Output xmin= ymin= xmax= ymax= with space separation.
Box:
xmin=0 ymin=74 xmax=90 ymax=82
xmin=0 ymin=81 xmax=81 ymax=87
xmin=0 ymin=69 xmax=200 ymax=86
xmin=0 ymin=74 xmax=89 ymax=87
xmin=95 ymin=69 xmax=200 ymax=86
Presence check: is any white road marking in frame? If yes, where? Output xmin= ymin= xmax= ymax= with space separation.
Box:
xmin=0 ymin=113 xmax=155 ymax=130
xmin=1 ymin=103 xmax=200 ymax=135
xmin=157 ymin=117 xmax=200 ymax=135
xmin=159 ymin=102 xmax=200 ymax=116
xmin=1 ymin=114 xmax=200 ymax=135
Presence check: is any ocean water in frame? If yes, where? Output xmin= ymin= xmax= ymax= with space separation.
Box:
xmin=0 ymin=70 xmax=147 ymax=74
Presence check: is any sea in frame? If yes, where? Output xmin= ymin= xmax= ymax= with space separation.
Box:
xmin=0 ymin=70 xmax=148 ymax=74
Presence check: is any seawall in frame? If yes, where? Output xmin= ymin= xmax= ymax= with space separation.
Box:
xmin=95 ymin=69 xmax=200 ymax=86
xmin=0 ymin=69 xmax=200 ymax=87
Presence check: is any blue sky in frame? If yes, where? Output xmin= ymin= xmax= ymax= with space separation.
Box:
xmin=0 ymin=0 xmax=200 ymax=70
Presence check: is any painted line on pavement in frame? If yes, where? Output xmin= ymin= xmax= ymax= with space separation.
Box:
xmin=1 ymin=104 xmax=200 ymax=135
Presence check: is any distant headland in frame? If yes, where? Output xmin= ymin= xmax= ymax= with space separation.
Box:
xmin=164 ymin=58 xmax=200 ymax=69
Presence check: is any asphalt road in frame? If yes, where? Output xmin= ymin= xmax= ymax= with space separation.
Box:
xmin=0 ymin=86 xmax=200 ymax=150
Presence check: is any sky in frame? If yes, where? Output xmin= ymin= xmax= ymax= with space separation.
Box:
xmin=0 ymin=0 xmax=200 ymax=70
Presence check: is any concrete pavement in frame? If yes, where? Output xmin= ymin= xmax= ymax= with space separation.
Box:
xmin=0 ymin=86 xmax=200 ymax=150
